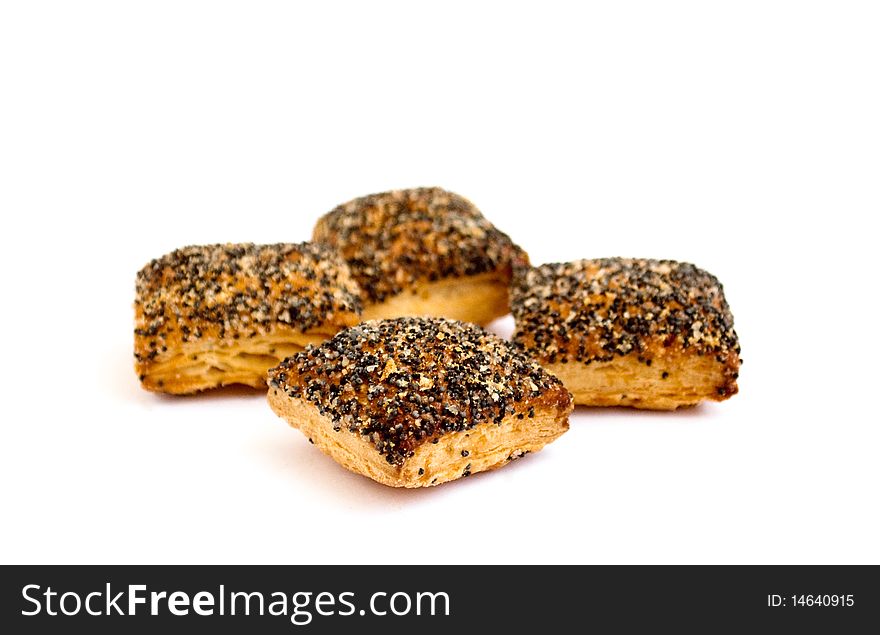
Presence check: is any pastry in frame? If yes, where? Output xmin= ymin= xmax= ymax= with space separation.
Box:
xmin=312 ymin=187 xmax=528 ymax=325
xmin=267 ymin=317 xmax=571 ymax=487
xmin=134 ymin=242 xmax=362 ymax=394
xmin=511 ymin=258 xmax=741 ymax=410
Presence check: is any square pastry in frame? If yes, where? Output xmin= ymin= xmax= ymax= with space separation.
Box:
xmin=134 ymin=242 xmax=362 ymax=394
xmin=312 ymin=187 xmax=528 ymax=326
xmin=268 ymin=318 xmax=572 ymax=487
xmin=511 ymin=258 xmax=741 ymax=410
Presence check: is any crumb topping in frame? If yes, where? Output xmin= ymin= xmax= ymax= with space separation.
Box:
xmin=511 ymin=258 xmax=741 ymax=375
xmin=269 ymin=317 xmax=570 ymax=467
xmin=312 ymin=187 xmax=527 ymax=304
xmin=134 ymin=243 xmax=362 ymax=364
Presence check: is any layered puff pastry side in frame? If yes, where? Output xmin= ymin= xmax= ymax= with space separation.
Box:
xmin=312 ymin=187 xmax=528 ymax=326
xmin=511 ymin=258 xmax=741 ymax=410
xmin=268 ymin=318 xmax=572 ymax=487
xmin=134 ymin=243 xmax=362 ymax=394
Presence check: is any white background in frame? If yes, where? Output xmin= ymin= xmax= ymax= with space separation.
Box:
xmin=1 ymin=1 xmax=878 ymax=565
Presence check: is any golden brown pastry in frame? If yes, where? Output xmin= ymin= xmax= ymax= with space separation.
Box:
xmin=312 ymin=187 xmax=528 ymax=326
xmin=268 ymin=317 xmax=571 ymax=487
xmin=135 ymin=243 xmax=362 ymax=394
xmin=511 ymin=258 xmax=741 ymax=410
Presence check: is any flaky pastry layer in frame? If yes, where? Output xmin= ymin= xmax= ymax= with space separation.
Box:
xmin=361 ymin=272 xmax=511 ymax=326
xmin=542 ymin=351 xmax=739 ymax=410
xmin=140 ymin=330 xmax=329 ymax=394
xmin=269 ymin=391 xmax=568 ymax=487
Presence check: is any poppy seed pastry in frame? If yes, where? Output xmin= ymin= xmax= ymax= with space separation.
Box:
xmin=312 ymin=187 xmax=528 ymax=326
xmin=134 ymin=243 xmax=363 ymax=394
xmin=267 ymin=318 xmax=572 ymax=487
xmin=511 ymin=258 xmax=741 ymax=410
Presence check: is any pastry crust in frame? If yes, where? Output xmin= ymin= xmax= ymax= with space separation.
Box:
xmin=268 ymin=318 xmax=572 ymax=487
xmin=134 ymin=243 xmax=362 ymax=394
xmin=312 ymin=187 xmax=528 ymax=325
xmin=360 ymin=272 xmax=511 ymax=325
xmin=511 ymin=258 xmax=741 ymax=410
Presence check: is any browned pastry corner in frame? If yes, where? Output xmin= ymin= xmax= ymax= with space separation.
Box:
xmin=511 ymin=258 xmax=741 ymax=410
xmin=268 ymin=317 xmax=572 ymax=488
xmin=134 ymin=243 xmax=362 ymax=394
xmin=312 ymin=187 xmax=528 ymax=326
